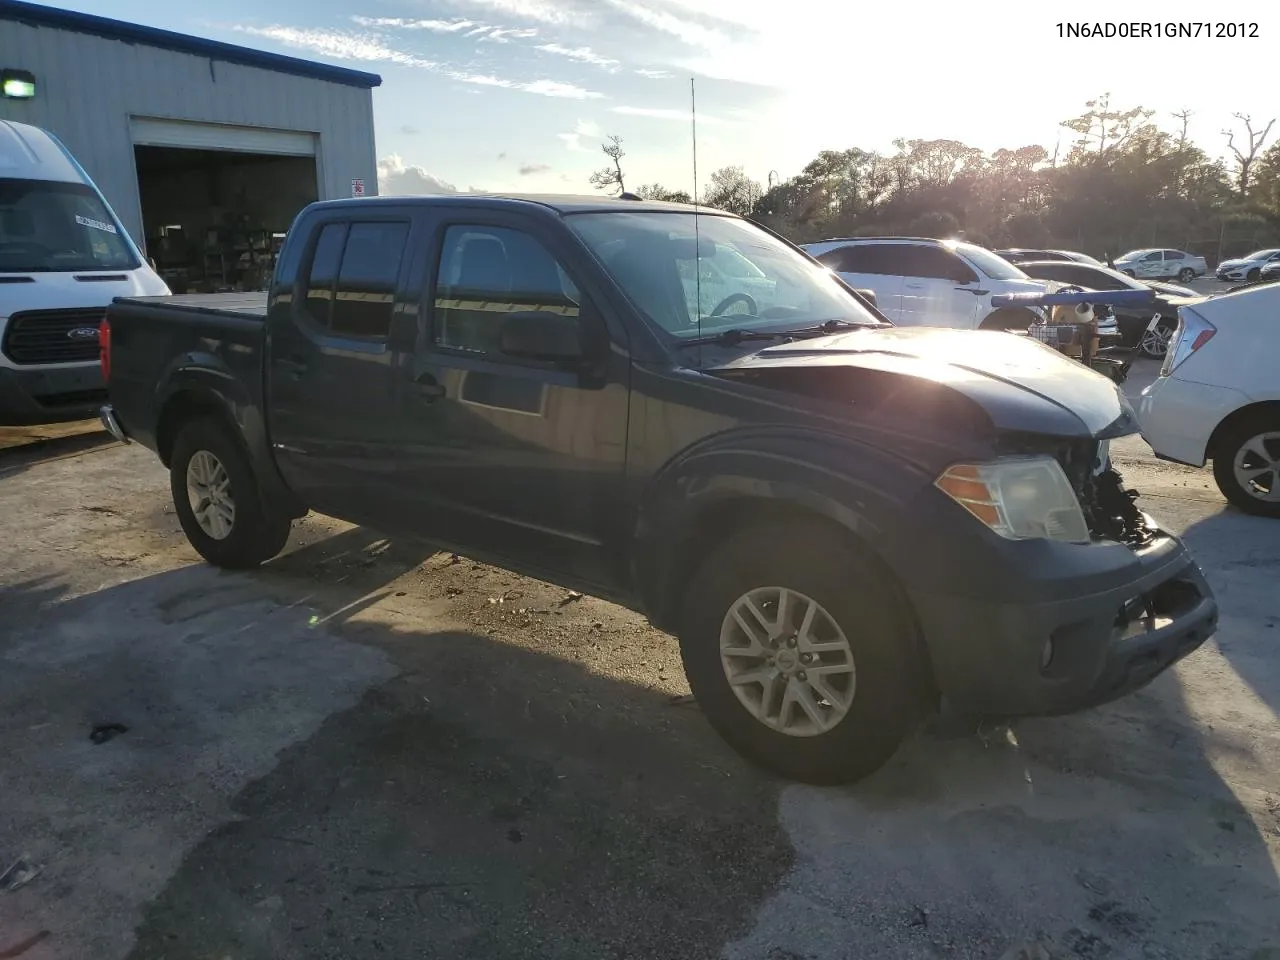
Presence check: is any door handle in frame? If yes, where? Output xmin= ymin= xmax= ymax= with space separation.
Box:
xmin=277 ymin=357 xmax=308 ymax=379
xmin=904 ymin=282 xmax=924 ymax=289
xmin=958 ymin=287 xmax=989 ymax=295
xmin=410 ymin=373 xmax=446 ymax=402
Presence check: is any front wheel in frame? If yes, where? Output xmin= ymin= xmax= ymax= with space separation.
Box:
xmin=1213 ymin=417 xmax=1280 ymax=519
xmin=1178 ymin=267 xmax=1195 ymax=283
xmin=1140 ymin=320 xmax=1175 ymax=359
xmin=1247 ymin=268 xmax=1261 ymax=283
xmin=170 ymin=416 xmax=293 ymax=568
xmin=678 ymin=521 xmax=924 ymax=785
xmin=1123 ymin=269 xmax=1136 ymax=278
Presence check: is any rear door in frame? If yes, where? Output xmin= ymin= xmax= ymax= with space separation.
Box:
xmin=816 ymin=244 xmax=904 ymax=320
xmin=898 ymin=245 xmax=982 ymax=328
xmin=394 ymin=209 xmax=632 ymax=590
xmin=265 ymin=211 xmax=416 ymax=521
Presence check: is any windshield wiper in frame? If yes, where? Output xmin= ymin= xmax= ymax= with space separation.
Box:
xmin=779 ymin=318 xmax=874 ymax=337
xmin=676 ymin=328 xmax=795 ymax=347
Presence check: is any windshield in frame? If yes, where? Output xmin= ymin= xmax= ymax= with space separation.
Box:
xmin=951 ymin=242 xmax=1028 ymax=281
xmin=566 ymin=211 xmax=885 ymax=338
xmin=1244 ymin=249 xmax=1280 ymax=260
xmin=0 ymin=178 xmax=139 ymax=273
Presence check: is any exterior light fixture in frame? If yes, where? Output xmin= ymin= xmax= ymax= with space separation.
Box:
xmin=1 ymin=69 xmax=37 ymax=99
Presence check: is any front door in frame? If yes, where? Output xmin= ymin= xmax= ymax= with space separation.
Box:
xmin=898 ymin=245 xmax=983 ymax=328
xmin=1135 ymin=251 xmax=1164 ymax=279
xmin=266 ymin=213 xmax=416 ymax=522
xmin=397 ymin=213 xmax=631 ymax=591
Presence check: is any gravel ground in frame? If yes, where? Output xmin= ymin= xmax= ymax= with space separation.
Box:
xmin=1 ymin=359 xmax=1277 ymax=960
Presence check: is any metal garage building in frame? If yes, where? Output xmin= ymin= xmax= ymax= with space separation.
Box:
xmin=0 ymin=0 xmax=380 ymax=292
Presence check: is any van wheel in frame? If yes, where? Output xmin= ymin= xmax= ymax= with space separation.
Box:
xmin=678 ymin=521 xmax=922 ymax=785
xmin=1178 ymin=267 xmax=1196 ymax=283
xmin=1213 ymin=415 xmax=1280 ymax=519
xmin=170 ymin=416 xmax=293 ymax=568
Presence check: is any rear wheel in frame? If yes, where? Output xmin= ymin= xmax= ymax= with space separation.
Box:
xmin=1212 ymin=415 xmax=1280 ymax=519
xmin=678 ymin=521 xmax=924 ymax=785
xmin=1140 ymin=320 xmax=1175 ymax=359
xmin=1178 ymin=267 xmax=1195 ymax=283
xmin=170 ymin=416 xmax=293 ymax=568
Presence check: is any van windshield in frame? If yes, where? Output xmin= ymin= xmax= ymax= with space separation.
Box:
xmin=0 ymin=178 xmax=139 ymax=273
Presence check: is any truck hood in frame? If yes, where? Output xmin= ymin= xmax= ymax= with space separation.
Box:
xmin=710 ymin=326 xmax=1139 ymax=440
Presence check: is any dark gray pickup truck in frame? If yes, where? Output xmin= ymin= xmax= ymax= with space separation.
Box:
xmin=99 ymin=195 xmax=1218 ymax=784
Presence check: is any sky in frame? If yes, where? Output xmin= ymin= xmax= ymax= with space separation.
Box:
xmin=58 ymin=0 xmax=1280 ymax=197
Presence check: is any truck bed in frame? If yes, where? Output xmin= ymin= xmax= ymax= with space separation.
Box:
xmin=114 ymin=292 xmax=268 ymax=320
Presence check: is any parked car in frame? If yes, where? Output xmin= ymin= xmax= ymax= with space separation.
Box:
xmin=799 ymin=237 xmax=1052 ymax=330
xmin=1260 ymin=260 xmax=1280 ymax=284
xmin=1015 ymin=260 xmax=1199 ymax=358
xmin=995 ymin=248 xmax=1102 ymax=266
xmin=1215 ymin=248 xmax=1280 ymax=283
xmin=1139 ymin=284 xmax=1280 ymax=517
xmin=0 ymin=119 xmax=169 ymax=425
xmin=1112 ymin=248 xmax=1207 ymax=283
xmin=100 ymin=195 xmax=1218 ymax=785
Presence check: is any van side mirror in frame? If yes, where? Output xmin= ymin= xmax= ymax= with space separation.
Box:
xmin=499 ymin=310 xmax=586 ymax=364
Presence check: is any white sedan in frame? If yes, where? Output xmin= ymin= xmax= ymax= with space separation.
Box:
xmin=1113 ymin=248 xmax=1207 ymax=283
xmin=1138 ymin=283 xmax=1280 ymax=517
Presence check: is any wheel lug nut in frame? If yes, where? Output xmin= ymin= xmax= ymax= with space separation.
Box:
xmin=801 ymin=653 xmax=813 ymax=664
xmin=786 ymin=636 xmax=797 ymax=648
xmin=797 ymin=671 xmax=807 ymax=682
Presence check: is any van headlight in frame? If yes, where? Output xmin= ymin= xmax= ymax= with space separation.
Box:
xmin=934 ymin=456 xmax=1091 ymax=543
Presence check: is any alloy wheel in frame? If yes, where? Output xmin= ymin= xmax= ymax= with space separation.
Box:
xmin=1232 ymin=432 xmax=1280 ymax=504
xmin=186 ymin=450 xmax=236 ymax=540
xmin=719 ymin=586 xmax=856 ymax=737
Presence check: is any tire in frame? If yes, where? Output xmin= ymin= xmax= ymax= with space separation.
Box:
xmin=979 ymin=308 xmax=1035 ymax=332
xmin=1123 ymin=269 xmax=1136 ymax=278
xmin=1140 ymin=320 xmax=1175 ymax=359
xmin=1178 ymin=267 xmax=1195 ymax=283
xmin=170 ymin=416 xmax=293 ymax=568
xmin=1212 ymin=416 xmax=1280 ymax=519
xmin=1247 ymin=268 xmax=1260 ymax=283
xmin=677 ymin=520 xmax=924 ymax=785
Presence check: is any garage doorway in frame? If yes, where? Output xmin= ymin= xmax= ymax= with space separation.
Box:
xmin=133 ymin=132 xmax=319 ymax=293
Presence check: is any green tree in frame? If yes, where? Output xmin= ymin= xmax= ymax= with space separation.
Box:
xmin=703 ymin=166 xmax=763 ymax=216
xmin=635 ymin=183 xmax=692 ymax=203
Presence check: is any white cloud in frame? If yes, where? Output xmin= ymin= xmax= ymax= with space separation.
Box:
xmin=519 ymin=163 xmax=552 ymax=175
xmin=350 ymin=16 xmax=481 ymax=32
xmin=611 ymin=105 xmax=727 ymax=124
xmin=635 ymin=67 xmax=671 ymax=79
xmin=535 ymin=43 xmax=620 ymax=70
xmin=234 ymin=24 xmax=603 ymax=99
xmin=600 ymin=0 xmax=727 ymax=47
xmin=482 ymin=26 xmax=540 ymax=42
xmin=378 ymin=155 xmax=461 ymax=195
xmin=558 ymin=118 xmax=603 ymax=152
xmin=234 ymin=25 xmax=437 ymax=67
xmin=443 ymin=0 xmax=578 ymax=26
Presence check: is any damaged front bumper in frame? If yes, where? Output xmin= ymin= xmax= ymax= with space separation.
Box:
xmin=911 ymin=522 xmax=1217 ymax=718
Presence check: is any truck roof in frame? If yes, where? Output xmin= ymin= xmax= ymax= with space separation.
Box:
xmin=314 ymin=193 xmax=730 ymax=216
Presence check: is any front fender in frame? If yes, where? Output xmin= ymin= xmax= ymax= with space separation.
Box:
xmin=632 ymin=425 xmax=936 ymax=628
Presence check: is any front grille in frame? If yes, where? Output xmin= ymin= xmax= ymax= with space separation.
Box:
xmin=1 ymin=308 xmax=103 ymax=365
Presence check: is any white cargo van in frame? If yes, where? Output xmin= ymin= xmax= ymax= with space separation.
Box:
xmin=0 ymin=119 xmax=169 ymax=425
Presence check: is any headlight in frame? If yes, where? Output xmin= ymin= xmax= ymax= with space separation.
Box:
xmin=934 ymin=456 xmax=1090 ymax=543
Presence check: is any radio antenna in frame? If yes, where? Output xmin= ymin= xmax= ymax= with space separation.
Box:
xmin=691 ymin=76 xmax=702 ymax=365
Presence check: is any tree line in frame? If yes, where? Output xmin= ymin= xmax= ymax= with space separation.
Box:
xmin=589 ymin=94 xmax=1280 ymax=264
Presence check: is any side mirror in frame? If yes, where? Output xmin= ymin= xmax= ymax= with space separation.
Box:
xmin=853 ymin=288 xmax=877 ymax=306
xmin=499 ymin=310 xmax=586 ymax=364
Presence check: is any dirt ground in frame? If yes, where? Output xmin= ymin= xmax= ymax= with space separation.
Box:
xmin=1 ymin=362 xmax=1278 ymax=960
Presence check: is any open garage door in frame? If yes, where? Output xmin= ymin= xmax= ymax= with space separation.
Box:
xmin=131 ymin=120 xmax=319 ymax=293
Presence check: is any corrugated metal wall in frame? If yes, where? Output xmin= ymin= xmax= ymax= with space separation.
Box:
xmin=0 ymin=17 xmax=377 ymax=246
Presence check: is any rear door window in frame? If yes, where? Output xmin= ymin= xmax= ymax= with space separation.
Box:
xmin=301 ymin=220 xmax=410 ymax=339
